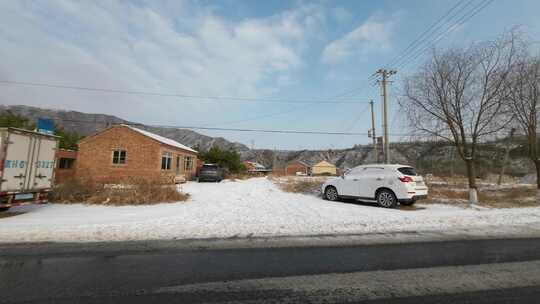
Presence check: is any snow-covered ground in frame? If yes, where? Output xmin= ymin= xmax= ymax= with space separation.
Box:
xmin=1 ymin=177 xmax=540 ymax=243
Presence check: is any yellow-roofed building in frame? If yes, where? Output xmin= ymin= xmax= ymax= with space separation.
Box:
xmin=311 ymin=160 xmax=337 ymax=176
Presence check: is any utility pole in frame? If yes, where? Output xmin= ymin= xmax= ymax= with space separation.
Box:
xmin=498 ymin=128 xmax=516 ymax=185
xmin=449 ymin=146 xmax=455 ymax=177
xmin=375 ymin=69 xmax=396 ymax=164
xmin=272 ymin=146 xmax=278 ymax=175
xmin=369 ymin=100 xmax=378 ymax=163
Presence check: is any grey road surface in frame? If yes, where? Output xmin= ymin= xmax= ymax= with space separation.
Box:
xmin=2 ymin=238 xmax=540 ymax=303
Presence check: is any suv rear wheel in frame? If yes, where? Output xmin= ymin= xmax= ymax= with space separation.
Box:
xmin=376 ymin=189 xmax=397 ymax=208
xmin=324 ymin=186 xmax=339 ymax=201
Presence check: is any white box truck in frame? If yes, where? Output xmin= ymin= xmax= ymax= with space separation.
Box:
xmin=0 ymin=127 xmax=59 ymax=211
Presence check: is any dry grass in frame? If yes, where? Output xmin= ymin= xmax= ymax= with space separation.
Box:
xmin=426 ymin=174 xmax=521 ymax=188
xmin=427 ymin=182 xmax=537 ymax=208
xmin=51 ymin=177 xmax=189 ymax=205
xmin=271 ymin=176 xmax=326 ymax=195
xmin=0 ymin=211 xmax=23 ymax=218
xmin=271 ymin=174 xmax=537 ymax=208
xmin=478 ymin=187 xmax=537 ymax=208
xmin=227 ymin=173 xmax=251 ymax=182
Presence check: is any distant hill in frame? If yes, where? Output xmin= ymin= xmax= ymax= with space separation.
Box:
xmin=0 ymin=105 xmax=249 ymax=152
xmin=1 ymin=105 xmax=534 ymax=177
xmin=241 ymin=141 xmax=534 ymax=177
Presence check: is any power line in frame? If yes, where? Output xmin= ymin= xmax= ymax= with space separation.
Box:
xmin=56 ymin=118 xmax=413 ymax=136
xmin=148 ymin=125 xmax=375 ymax=136
xmin=204 ymin=104 xmax=310 ymax=126
xmin=0 ymin=80 xmax=368 ymax=104
xmin=396 ymin=0 xmax=494 ymax=70
xmin=330 ymin=85 xmax=369 ymax=100
xmin=206 ymin=107 xmax=303 ymax=126
xmin=333 ymin=103 xmax=372 ymax=148
xmin=392 ymin=0 xmax=478 ymax=69
xmin=201 ymin=82 xmax=376 ymax=128
xmin=328 ymin=1 xmax=472 ymax=99
xmin=385 ymin=0 xmax=470 ymax=69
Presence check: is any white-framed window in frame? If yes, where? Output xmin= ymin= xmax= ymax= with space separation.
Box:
xmin=112 ymin=149 xmax=126 ymax=164
xmin=184 ymin=156 xmax=193 ymax=171
xmin=176 ymin=155 xmax=181 ymax=174
xmin=161 ymin=151 xmax=172 ymax=170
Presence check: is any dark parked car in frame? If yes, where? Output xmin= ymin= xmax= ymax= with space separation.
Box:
xmin=198 ymin=164 xmax=224 ymax=182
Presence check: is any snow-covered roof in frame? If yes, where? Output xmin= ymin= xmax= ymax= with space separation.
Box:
xmin=352 ymin=164 xmax=412 ymax=170
xmin=313 ymin=160 xmax=335 ymax=167
xmin=288 ymin=160 xmax=311 ymax=167
xmin=123 ymin=125 xmax=197 ymax=153
xmin=244 ymin=161 xmax=266 ymax=169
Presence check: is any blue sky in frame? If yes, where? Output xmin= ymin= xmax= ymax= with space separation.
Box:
xmin=1 ymin=0 xmax=539 ymax=149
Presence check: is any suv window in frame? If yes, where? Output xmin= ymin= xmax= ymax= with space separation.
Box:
xmin=201 ymin=164 xmax=218 ymax=172
xmin=398 ymin=167 xmax=417 ymax=176
xmin=347 ymin=167 xmax=363 ymax=175
xmin=362 ymin=167 xmax=385 ymax=176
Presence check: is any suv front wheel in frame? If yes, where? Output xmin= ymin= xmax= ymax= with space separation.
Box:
xmin=376 ymin=189 xmax=397 ymax=208
xmin=324 ymin=186 xmax=339 ymax=201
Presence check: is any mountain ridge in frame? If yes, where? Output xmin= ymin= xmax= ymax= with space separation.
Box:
xmin=0 ymin=105 xmax=534 ymax=176
xmin=0 ymin=105 xmax=250 ymax=152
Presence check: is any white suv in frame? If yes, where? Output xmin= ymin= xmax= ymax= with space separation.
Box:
xmin=321 ymin=164 xmax=428 ymax=208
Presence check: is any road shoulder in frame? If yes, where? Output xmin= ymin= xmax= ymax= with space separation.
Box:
xmin=2 ymin=223 xmax=540 ymax=256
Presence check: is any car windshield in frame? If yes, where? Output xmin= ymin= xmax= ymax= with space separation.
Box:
xmin=201 ymin=165 xmax=218 ymax=171
xmin=397 ymin=167 xmax=417 ymax=176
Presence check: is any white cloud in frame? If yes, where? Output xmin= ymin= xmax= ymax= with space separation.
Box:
xmin=0 ymin=1 xmax=326 ymax=124
xmin=321 ymin=16 xmax=394 ymax=64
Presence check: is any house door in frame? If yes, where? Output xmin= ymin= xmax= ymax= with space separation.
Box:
xmin=176 ymin=156 xmax=181 ymax=175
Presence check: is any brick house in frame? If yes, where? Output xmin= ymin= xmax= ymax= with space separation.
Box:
xmin=243 ymin=161 xmax=271 ymax=176
xmin=76 ymin=125 xmax=198 ymax=183
xmin=285 ymin=160 xmax=310 ymax=176
xmin=55 ymin=149 xmax=77 ymax=183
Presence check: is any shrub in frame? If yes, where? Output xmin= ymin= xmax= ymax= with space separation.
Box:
xmin=426 ymin=181 xmax=536 ymax=207
xmin=198 ymin=146 xmax=246 ymax=174
xmin=227 ymin=173 xmax=250 ymax=181
xmin=51 ymin=177 xmax=189 ymax=205
xmin=55 ymin=127 xmax=84 ymax=150
xmin=273 ymin=177 xmax=326 ymax=195
xmin=0 ymin=112 xmax=34 ymax=129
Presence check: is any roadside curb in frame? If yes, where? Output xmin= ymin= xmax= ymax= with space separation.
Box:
xmin=2 ymin=223 xmax=540 ymax=256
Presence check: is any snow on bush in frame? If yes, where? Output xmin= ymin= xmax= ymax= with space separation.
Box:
xmin=271 ymin=176 xmax=327 ymax=195
xmin=51 ymin=177 xmax=189 ymax=205
xmin=3 ymin=177 xmax=540 ymax=243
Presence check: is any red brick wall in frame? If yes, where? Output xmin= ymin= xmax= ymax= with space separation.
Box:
xmin=76 ymin=126 xmax=197 ymax=183
xmin=55 ymin=149 xmax=77 ymax=184
xmin=286 ymin=162 xmax=309 ymax=176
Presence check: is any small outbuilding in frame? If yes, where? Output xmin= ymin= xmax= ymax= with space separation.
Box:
xmin=243 ymin=161 xmax=271 ymax=175
xmin=55 ymin=149 xmax=77 ymax=184
xmin=76 ymin=124 xmax=198 ymax=183
xmin=285 ymin=160 xmax=310 ymax=176
xmin=311 ymin=160 xmax=337 ymax=176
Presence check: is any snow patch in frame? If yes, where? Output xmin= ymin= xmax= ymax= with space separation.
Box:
xmin=1 ymin=178 xmax=540 ymax=243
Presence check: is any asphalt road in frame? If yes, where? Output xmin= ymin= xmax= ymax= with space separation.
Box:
xmin=2 ymin=237 xmax=540 ymax=303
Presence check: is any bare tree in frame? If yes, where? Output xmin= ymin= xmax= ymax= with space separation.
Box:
xmin=401 ymin=34 xmax=517 ymax=204
xmin=504 ymin=52 xmax=540 ymax=200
